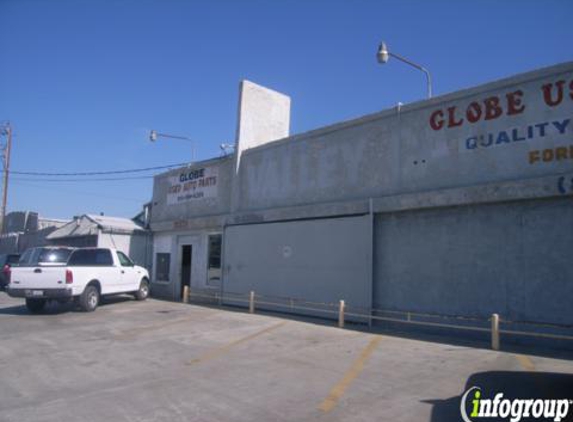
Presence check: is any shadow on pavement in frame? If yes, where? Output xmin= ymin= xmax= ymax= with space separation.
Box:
xmin=197 ymin=301 xmax=573 ymax=361
xmin=423 ymin=371 xmax=573 ymax=422
xmin=0 ymin=295 xmax=135 ymax=315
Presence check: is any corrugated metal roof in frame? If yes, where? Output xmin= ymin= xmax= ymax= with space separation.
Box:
xmin=46 ymin=214 xmax=146 ymax=240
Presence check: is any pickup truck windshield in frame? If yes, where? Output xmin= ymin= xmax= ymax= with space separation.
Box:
xmin=18 ymin=248 xmax=73 ymax=267
xmin=68 ymin=249 xmax=114 ymax=267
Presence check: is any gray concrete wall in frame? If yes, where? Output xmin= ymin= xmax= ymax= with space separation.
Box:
xmin=223 ymin=216 xmax=372 ymax=313
xmin=148 ymin=63 xmax=573 ymax=330
xmin=150 ymin=156 xmax=233 ymax=231
xmin=373 ymin=197 xmax=573 ymax=326
xmin=235 ymin=62 xmax=573 ymax=213
xmin=3 ymin=211 xmax=38 ymax=234
xmin=149 ymin=233 xmax=176 ymax=299
xmin=232 ymin=80 xmax=291 ymax=213
xmin=0 ymin=234 xmax=19 ymax=254
xmin=17 ymin=227 xmax=57 ymax=252
xmin=0 ymin=226 xmax=65 ymax=254
xmin=97 ymin=232 xmax=151 ymax=269
xmin=150 ymin=229 xmax=221 ymax=300
xmin=48 ymin=235 xmax=97 ymax=248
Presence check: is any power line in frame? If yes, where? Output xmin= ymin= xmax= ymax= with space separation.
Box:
xmin=11 ymin=162 xmax=189 ymax=177
xmin=12 ymin=175 xmax=154 ymax=182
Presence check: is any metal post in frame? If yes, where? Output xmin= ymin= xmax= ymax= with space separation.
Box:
xmin=389 ymin=52 xmax=432 ymax=99
xmin=182 ymin=285 xmax=189 ymax=304
xmin=491 ymin=313 xmax=500 ymax=350
xmin=249 ymin=291 xmax=255 ymax=314
xmin=0 ymin=123 xmax=12 ymax=234
xmin=338 ymin=300 xmax=345 ymax=328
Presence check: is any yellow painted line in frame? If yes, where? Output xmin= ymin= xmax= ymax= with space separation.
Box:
xmin=187 ymin=321 xmax=287 ymax=365
xmin=515 ymin=354 xmax=536 ymax=371
xmin=318 ymin=336 xmax=382 ymax=413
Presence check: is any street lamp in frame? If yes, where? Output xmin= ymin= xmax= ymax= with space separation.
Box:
xmin=376 ymin=41 xmax=433 ymax=99
xmin=149 ymin=130 xmax=196 ymax=161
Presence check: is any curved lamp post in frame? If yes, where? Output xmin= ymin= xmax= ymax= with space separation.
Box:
xmin=376 ymin=41 xmax=433 ymax=99
xmin=149 ymin=130 xmax=195 ymax=161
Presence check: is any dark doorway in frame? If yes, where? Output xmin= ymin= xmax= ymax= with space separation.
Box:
xmin=180 ymin=245 xmax=192 ymax=299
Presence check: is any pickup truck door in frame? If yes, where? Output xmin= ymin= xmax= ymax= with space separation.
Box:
xmin=116 ymin=251 xmax=141 ymax=292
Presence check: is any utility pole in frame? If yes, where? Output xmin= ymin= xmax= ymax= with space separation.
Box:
xmin=0 ymin=122 xmax=12 ymax=234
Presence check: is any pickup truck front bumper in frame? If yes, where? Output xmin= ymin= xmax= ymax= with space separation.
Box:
xmin=6 ymin=287 xmax=73 ymax=299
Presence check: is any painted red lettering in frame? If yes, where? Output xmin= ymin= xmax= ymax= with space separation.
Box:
xmin=466 ymin=102 xmax=482 ymax=123
xmin=429 ymin=110 xmax=444 ymax=130
xmin=542 ymin=80 xmax=565 ymax=107
xmin=447 ymin=106 xmax=463 ymax=128
xmin=484 ymin=96 xmax=503 ymax=120
xmin=506 ymin=90 xmax=525 ymax=115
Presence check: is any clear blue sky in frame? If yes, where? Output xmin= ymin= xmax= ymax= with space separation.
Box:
xmin=1 ymin=0 xmax=571 ymax=220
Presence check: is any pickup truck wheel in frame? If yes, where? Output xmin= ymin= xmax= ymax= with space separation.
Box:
xmin=134 ymin=279 xmax=149 ymax=301
xmin=80 ymin=285 xmax=99 ymax=312
xmin=25 ymin=298 xmax=46 ymax=313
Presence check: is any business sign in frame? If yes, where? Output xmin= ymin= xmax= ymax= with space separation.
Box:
xmin=167 ymin=166 xmax=218 ymax=205
xmin=427 ymin=75 xmax=573 ymax=165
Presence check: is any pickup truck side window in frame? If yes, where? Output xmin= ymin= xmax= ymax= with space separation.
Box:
xmin=68 ymin=249 xmax=113 ymax=267
xmin=117 ymin=251 xmax=134 ymax=267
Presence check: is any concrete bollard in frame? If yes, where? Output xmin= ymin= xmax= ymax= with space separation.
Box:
xmin=338 ymin=300 xmax=345 ymax=328
xmin=182 ymin=285 xmax=190 ymax=304
xmin=249 ymin=291 xmax=255 ymax=314
xmin=491 ymin=313 xmax=500 ymax=350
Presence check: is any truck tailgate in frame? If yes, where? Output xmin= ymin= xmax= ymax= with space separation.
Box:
xmin=10 ymin=266 xmax=68 ymax=290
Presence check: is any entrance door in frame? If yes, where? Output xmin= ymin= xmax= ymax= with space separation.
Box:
xmin=180 ymin=245 xmax=193 ymax=299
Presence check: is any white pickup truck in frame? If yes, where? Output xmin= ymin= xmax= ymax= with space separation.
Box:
xmin=7 ymin=247 xmax=150 ymax=313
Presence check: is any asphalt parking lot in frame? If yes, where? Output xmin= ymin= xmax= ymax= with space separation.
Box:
xmin=0 ymin=293 xmax=572 ymax=422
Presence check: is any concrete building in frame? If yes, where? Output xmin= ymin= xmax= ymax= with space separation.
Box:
xmin=0 ymin=211 xmax=68 ymax=254
xmin=149 ymin=63 xmax=573 ymax=327
xmin=46 ymin=214 xmax=151 ymax=267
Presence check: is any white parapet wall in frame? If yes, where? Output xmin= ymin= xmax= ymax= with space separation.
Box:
xmin=234 ymin=80 xmax=290 ymax=169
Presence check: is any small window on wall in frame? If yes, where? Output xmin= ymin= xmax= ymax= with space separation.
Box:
xmin=207 ymin=234 xmax=222 ymax=286
xmin=155 ymin=253 xmax=170 ymax=282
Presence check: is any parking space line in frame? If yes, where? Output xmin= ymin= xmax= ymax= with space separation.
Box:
xmin=318 ymin=336 xmax=382 ymax=413
xmin=515 ymin=354 xmax=536 ymax=371
xmin=187 ymin=321 xmax=287 ymax=365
